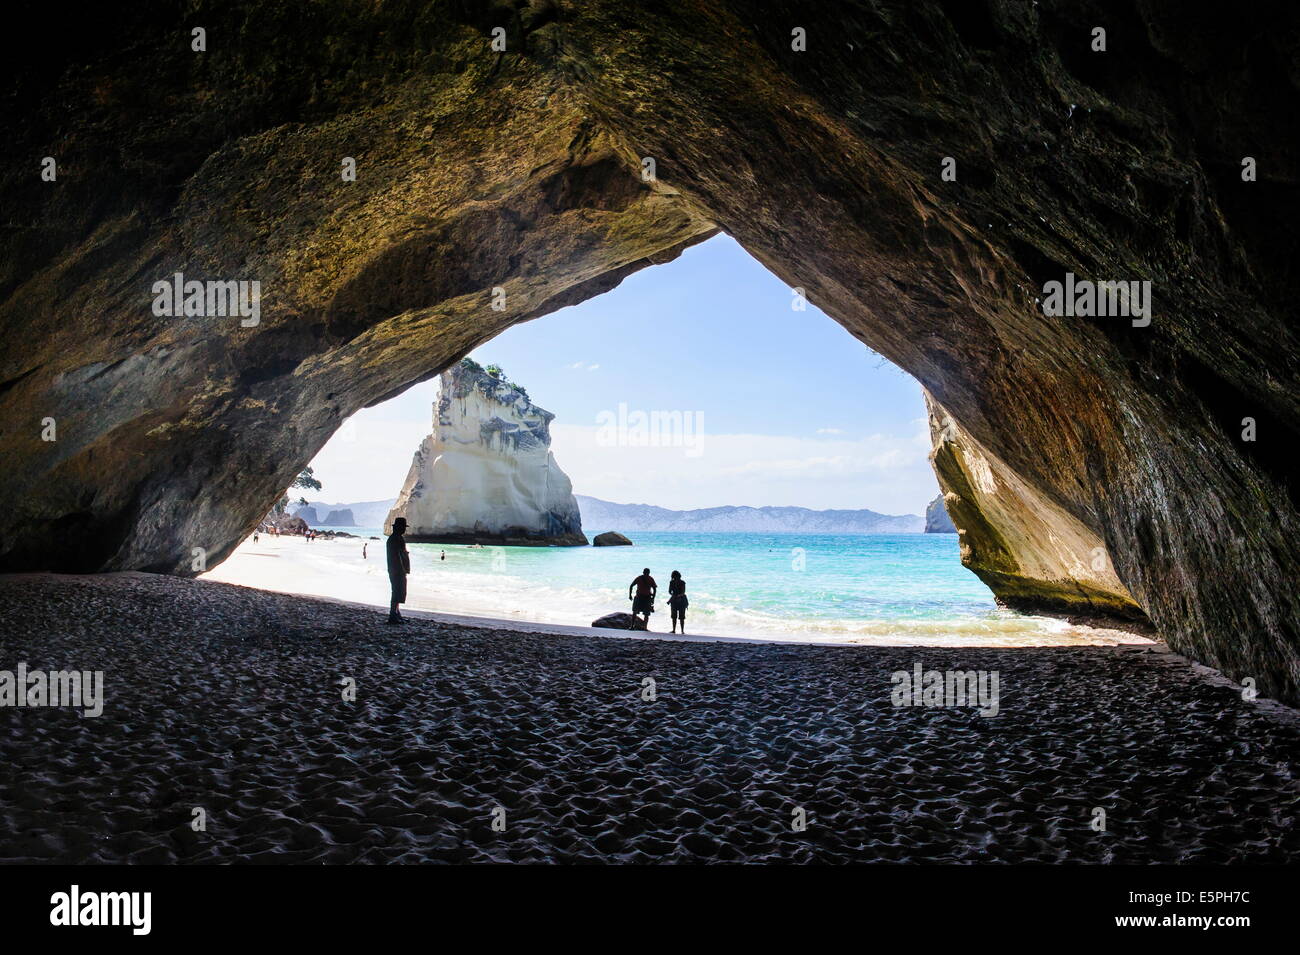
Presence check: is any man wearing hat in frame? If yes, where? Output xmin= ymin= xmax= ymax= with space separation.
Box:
xmin=386 ymin=516 xmax=411 ymax=624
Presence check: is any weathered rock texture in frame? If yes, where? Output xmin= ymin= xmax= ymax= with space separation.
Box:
xmin=1 ymin=2 xmax=1298 ymax=701
xmin=592 ymin=531 xmax=633 ymax=547
xmin=925 ymin=495 xmax=957 ymax=534
xmin=927 ymin=393 xmax=1144 ymax=619
xmin=387 ymin=362 xmax=585 ymax=545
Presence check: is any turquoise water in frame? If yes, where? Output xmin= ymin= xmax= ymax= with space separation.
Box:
xmin=426 ymin=531 xmax=994 ymax=621
xmin=310 ymin=528 xmax=1099 ymax=643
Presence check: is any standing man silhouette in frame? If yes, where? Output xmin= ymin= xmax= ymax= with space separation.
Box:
xmin=629 ymin=567 xmax=657 ymax=628
xmin=387 ymin=517 xmax=411 ymax=624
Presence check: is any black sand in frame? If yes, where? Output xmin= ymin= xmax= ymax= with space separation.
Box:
xmin=0 ymin=572 xmax=1296 ymax=864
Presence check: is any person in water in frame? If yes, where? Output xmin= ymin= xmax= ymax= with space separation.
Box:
xmin=667 ymin=570 xmax=688 ymax=634
xmin=386 ymin=517 xmax=411 ymax=624
xmin=629 ymin=568 xmax=657 ymax=627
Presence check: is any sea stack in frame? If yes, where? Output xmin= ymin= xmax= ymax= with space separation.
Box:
xmin=386 ymin=360 xmax=587 ymax=546
xmin=322 ymin=509 xmax=356 ymax=526
xmin=925 ymin=495 xmax=956 ymax=533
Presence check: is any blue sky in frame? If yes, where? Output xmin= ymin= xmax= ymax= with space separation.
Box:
xmin=309 ymin=234 xmax=939 ymax=514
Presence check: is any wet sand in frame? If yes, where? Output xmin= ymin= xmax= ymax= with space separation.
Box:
xmin=0 ymin=571 xmax=1296 ymax=864
xmin=203 ymin=534 xmax=1157 ymax=647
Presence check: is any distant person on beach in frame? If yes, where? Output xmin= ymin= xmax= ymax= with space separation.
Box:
xmin=440 ymin=550 xmax=446 ymax=561
xmin=362 ymin=542 xmax=368 ymax=560
xmin=667 ymin=570 xmax=688 ymax=634
xmin=387 ymin=517 xmax=411 ymax=625
xmin=253 ymin=531 xmax=259 ymax=544
xmin=629 ymin=568 xmax=657 ymax=627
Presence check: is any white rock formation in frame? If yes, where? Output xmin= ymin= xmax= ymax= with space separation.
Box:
xmin=386 ymin=361 xmax=587 ymax=545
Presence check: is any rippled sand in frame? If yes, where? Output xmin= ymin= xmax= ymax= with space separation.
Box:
xmin=0 ymin=572 xmax=1296 ymax=864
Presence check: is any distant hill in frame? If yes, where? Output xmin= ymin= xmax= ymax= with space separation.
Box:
xmin=576 ymin=495 xmax=923 ymax=534
xmin=294 ymin=499 xmax=396 ymax=527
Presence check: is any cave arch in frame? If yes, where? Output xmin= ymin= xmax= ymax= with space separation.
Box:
xmin=1 ymin=1 xmax=1297 ymax=701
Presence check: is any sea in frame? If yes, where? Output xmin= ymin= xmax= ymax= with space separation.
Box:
xmin=309 ymin=527 xmax=1140 ymax=646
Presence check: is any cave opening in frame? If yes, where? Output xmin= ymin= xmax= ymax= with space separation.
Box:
xmin=203 ymin=234 xmax=1148 ymax=649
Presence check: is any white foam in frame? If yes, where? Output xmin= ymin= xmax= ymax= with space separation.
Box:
xmin=203 ymin=534 xmax=1153 ymax=648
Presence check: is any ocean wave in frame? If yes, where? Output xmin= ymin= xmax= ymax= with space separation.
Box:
xmin=211 ymin=536 xmax=1149 ymax=647
xmin=403 ymin=566 xmax=1143 ymax=646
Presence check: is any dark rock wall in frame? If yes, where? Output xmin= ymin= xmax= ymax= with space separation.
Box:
xmin=1 ymin=1 xmax=1297 ymax=699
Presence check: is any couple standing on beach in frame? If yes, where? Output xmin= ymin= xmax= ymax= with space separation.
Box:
xmin=629 ymin=568 xmax=689 ymax=633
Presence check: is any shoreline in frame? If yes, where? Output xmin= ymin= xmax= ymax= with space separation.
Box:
xmin=202 ymin=534 xmax=1156 ymax=648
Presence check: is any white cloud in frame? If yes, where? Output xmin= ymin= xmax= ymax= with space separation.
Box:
xmin=816 ymin=427 xmax=843 ymax=435
xmin=549 ymin=423 xmax=938 ymax=515
xmin=306 ymin=417 xmax=424 ymax=503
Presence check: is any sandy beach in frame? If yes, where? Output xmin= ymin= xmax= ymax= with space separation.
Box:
xmin=1 ymin=570 xmax=1296 ymax=864
xmin=202 ymin=534 xmax=1157 ymax=648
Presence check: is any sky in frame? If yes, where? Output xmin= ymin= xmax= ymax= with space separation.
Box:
xmin=307 ymin=234 xmax=939 ymax=515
